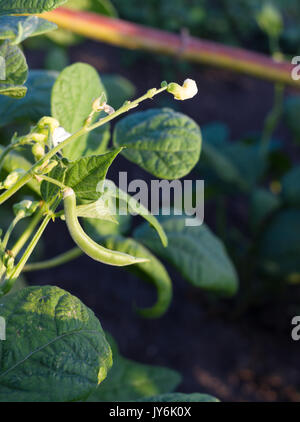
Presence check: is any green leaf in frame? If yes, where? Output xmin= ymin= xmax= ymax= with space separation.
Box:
xmin=250 ymin=188 xmax=281 ymax=231
xmin=0 ymin=0 xmax=67 ymax=15
xmin=113 ymin=108 xmax=202 ymax=179
xmin=281 ymin=166 xmax=300 ymax=206
xmin=87 ymin=335 xmax=181 ymax=401
xmin=102 ymin=74 xmax=135 ymax=109
xmin=197 ymin=134 xmax=265 ymax=193
xmin=259 ymin=208 xmax=300 ymax=279
xmin=0 ymin=285 xmax=112 ymax=402
xmin=64 ymin=148 xmax=122 ymax=201
xmin=41 ymin=159 xmax=67 ymax=201
xmin=140 ymin=393 xmax=219 ymax=402
xmin=0 ymin=40 xmax=28 ymax=98
xmin=0 ymin=70 xmax=57 ymax=127
xmin=45 ymin=46 xmax=69 ymax=72
xmin=0 ymin=16 xmax=57 ymax=44
xmin=134 ymin=215 xmax=238 ymax=296
xmin=101 ymin=236 xmax=172 ymax=318
xmin=51 ymin=62 xmax=109 ymax=160
xmin=0 ymin=84 xmax=26 ymax=98
xmin=284 ymin=97 xmax=300 ymax=143
xmin=0 ymin=146 xmax=40 ymax=194
xmin=201 ymin=121 xmax=230 ymax=146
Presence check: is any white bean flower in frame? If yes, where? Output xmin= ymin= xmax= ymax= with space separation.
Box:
xmin=51 ymin=126 xmax=71 ymax=148
xmin=167 ymin=78 xmax=198 ymax=100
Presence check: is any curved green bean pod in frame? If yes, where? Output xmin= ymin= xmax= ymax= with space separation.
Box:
xmin=63 ymin=188 xmax=149 ymax=266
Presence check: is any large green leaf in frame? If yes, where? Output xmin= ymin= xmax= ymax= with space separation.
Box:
xmin=0 ymin=285 xmax=112 ymax=402
xmin=51 ymin=62 xmax=109 ymax=160
xmin=259 ymin=208 xmax=300 ymax=279
xmin=200 ymin=121 xmax=230 ymax=145
xmin=0 ymin=0 xmax=67 ymax=15
xmin=64 ymin=148 xmax=122 ymax=201
xmin=140 ymin=393 xmax=219 ymax=402
xmin=102 ymin=74 xmax=135 ymax=109
xmin=0 ymin=40 xmax=28 ymax=98
xmin=0 ymin=70 xmax=57 ymax=127
xmin=197 ymin=123 xmax=265 ymax=193
xmin=134 ymin=215 xmax=238 ymax=296
xmin=87 ymin=335 xmax=181 ymax=402
xmin=250 ymin=188 xmax=281 ymax=231
xmin=113 ymin=108 xmax=202 ymax=179
xmin=0 ymin=16 xmax=57 ymax=44
xmin=281 ymin=166 xmax=300 ymax=206
xmin=101 ymin=236 xmax=172 ymax=318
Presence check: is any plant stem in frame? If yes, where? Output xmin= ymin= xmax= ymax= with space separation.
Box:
xmin=87 ymin=86 xmax=167 ymax=132
xmin=42 ymin=8 xmax=300 ymax=87
xmin=1 ymin=214 xmax=23 ymax=250
xmin=37 ymin=174 xmax=66 ymax=190
xmin=260 ymin=82 xmax=285 ymax=157
xmin=23 ymin=247 xmax=83 ymax=272
xmin=1 ymin=199 xmax=61 ymax=294
xmin=10 ymin=208 xmax=44 ymax=257
xmin=0 ymin=126 xmax=86 ymax=206
xmin=0 ymin=86 xmax=167 ymax=206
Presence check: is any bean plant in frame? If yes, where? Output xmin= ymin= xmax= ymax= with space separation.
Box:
xmin=0 ymin=0 xmax=241 ymax=402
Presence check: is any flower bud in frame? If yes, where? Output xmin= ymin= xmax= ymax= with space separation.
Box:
xmin=1 ymin=169 xmax=25 ymax=189
xmin=31 ymin=133 xmax=47 ymax=143
xmin=147 ymin=88 xmax=157 ymax=97
xmin=167 ymin=79 xmax=198 ymax=100
xmin=3 ymin=252 xmax=14 ymax=273
xmin=38 ymin=117 xmax=60 ymax=132
xmin=32 ymin=143 xmax=45 ymax=161
xmin=39 ymin=160 xmax=58 ymax=175
xmin=13 ymin=199 xmax=40 ymax=218
xmin=102 ymin=103 xmax=115 ymax=115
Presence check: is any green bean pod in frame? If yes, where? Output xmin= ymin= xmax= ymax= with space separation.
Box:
xmin=63 ymin=188 xmax=149 ymax=266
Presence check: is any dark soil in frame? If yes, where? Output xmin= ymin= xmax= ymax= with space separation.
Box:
xmin=25 ymin=41 xmax=300 ymax=402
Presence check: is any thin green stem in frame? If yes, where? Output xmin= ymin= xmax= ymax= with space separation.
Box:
xmin=23 ymin=247 xmax=83 ymax=272
xmin=0 ymin=126 xmax=87 ymax=206
xmin=37 ymin=174 xmax=66 ymax=190
xmin=87 ymin=86 xmax=167 ymax=132
xmin=260 ymin=82 xmax=285 ymax=157
xmin=269 ymin=36 xmax=280 ymax=59
xmin=10 ymin=207 xmax=44 ymax=258
xmin=0 ymin=199 xmax=61 ymax=295
xmin=1 ymin=214 xmax=23 ymax=250
xmin=0 ymin=86 xmax=168 ymax=206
